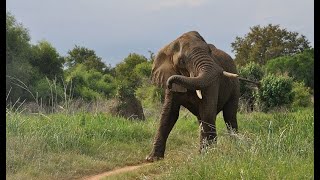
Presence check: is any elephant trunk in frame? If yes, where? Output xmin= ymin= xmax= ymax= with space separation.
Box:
xmin=167 ymin=48 xmax=223 ymax=90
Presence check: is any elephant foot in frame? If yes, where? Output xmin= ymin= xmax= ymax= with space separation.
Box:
xmin=199 ymin=136 xmax=217 ymax=154
xmin=228 ymin=132 xmax=240 ymax=141
xmin=145 ymin=154 xmax=164 ymax=162
xmin=146 ymin=145 xmax=165 ymax=162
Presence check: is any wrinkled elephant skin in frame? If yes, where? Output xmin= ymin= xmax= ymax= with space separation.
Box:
xmin=146 ymin=31 xmax=240 ymax=161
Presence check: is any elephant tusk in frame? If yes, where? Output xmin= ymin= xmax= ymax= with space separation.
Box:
xmin=196 ymin=90 xmax=202 ymax=99
xmin=223 ymin=71 xmax=238 ymax=78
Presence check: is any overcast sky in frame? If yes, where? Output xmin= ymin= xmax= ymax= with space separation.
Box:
xmin=7 ymin=0 xmax=314 ymax=66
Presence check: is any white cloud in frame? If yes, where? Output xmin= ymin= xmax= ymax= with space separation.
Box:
xmin=147 ymin=0 xmax=208 ymax=11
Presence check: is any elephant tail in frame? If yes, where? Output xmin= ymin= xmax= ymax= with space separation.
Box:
xmin=238 ymin=77 xmax=261 ymax=87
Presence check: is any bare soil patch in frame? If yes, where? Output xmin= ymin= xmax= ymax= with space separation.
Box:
xmin=83 ymin=163 xmax=151 ymax=180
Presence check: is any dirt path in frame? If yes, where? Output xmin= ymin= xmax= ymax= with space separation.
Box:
xmin=83 ymin=163 xmax=151 ymax=180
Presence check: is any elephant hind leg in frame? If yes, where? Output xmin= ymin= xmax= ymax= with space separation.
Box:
xmin=222 ymin=97 xmax=239 ymax=134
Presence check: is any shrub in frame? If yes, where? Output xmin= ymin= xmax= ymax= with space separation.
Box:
xmin=65 ymin=64 xmax=116 ymax=101
xmin=31 ymin=77 xmax=65 ymax=106
xmin=291 ymin=81 xmax=312 ymax=108
xmin=238 ymin=62 xmax=264 ymax=112
xmin=136 ymin=84 xmax=164 ymax=107
xmin=265 ymin=49 xmax=314 ymax=89
xmin=256 ymin=74 xmax=294 ymax=111
xmin=109 ymin=82 xmax=146 ymax=120
xmin=115 ymin=82 xmax=135 ymax=100
xmin=134 ymin=61 xmax=152 ymax=78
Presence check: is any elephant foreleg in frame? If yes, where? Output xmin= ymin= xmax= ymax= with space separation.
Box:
xmin=146 ymin=90 xmax=181 ymax=162
xmin=223 ymin=96 xmax=239 ymax=134
xmin=199 ymin=113 xmax=217 ymax=152
xmin=198 ymin=85 xmax=219 ymax=152
xmin=180 ymin=91 xmax=201 ymax=120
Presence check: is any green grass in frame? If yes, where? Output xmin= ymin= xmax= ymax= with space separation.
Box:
xmin=6 ymin=108 xmax=313 ymax=179
xmin=154 ymin=109 xmax=314 ymax=180
xmin=6 ymin=112 xmax=155 ymax=179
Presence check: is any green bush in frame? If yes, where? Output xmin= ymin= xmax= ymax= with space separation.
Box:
xmin=238 ymin=62 xmax=264 ymax=111
xmin=79 ymin=86 xmax=102 ymax=100
xmin=265 ymin=49 xmax=314 ymax=89
xmin=256 ymin=74 xmax=294 ymax=111
xmin=31 ymin=78 xmax=65 ymax=105
xmin=114 ymin=81 xmax=136 ymax=100
xmin=65 ymin=64 xmax=116 ymax=100
xmin=115 ymin=53 xmax=149 ymax=89
xmin=134 ymin=61 xmax=152 ymax=78
xmin=291 ymin=81 xmax=312 ymax=108
xmin=136 ymin=84 xmax=164 ymax=108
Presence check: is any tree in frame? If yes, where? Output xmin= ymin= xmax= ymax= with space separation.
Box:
xmin=148 ymin=50 xmax=155 ymax=63
xmin=65 ymin=45 xmax=108 ymax=73
xmin=30 ymin=40 xmax=64 ymax=80
xmin=65 ymin=64 xmax=116 ymax=100
xmin=134 ymin=61 xmax=152 ymax=78
xmin=115 ymin=53 xmax=149 ymax=89
xmin=265 ymin=48 xmax=314 ymax=89
xmin=6 ymin=12 xmax=31 ymax=64
xmin=6 ymin=12 xmax=38 ymax=103
xmin=231 ymin=24 xmax=311 ymax=66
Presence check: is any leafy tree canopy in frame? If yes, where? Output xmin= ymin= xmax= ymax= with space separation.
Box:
xmin=6 ymin=11 xmax=31 ymax=64
xmin=114 ymin=53 xmax=150 ymax=98
xmin=30 ymin=40 xmax=64 ymax=80
xmin=6 ymin=12 xmax=38 ymax=102
xmin=115 ymin=53 xmax=149 ymax=81
xmin=231 ymin=24 xmax=310 ymax=66
xmin=65 ymin=64 xmax=116 ymax=100
xmin=65 ymin=45 xmax=109 ymax=73
xmin=265 ymin=48 xmax=314 ymax=89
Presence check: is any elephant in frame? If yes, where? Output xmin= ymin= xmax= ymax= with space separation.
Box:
xmin=146 ymin=31 xmax=249 ymax=162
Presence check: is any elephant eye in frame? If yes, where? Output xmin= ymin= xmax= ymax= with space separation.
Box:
xmin=179 ymin=57 xmax=186 ymax=66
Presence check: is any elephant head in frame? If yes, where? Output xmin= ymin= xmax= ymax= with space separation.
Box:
xmin=151 ymin=31 xmax=238 ymax=97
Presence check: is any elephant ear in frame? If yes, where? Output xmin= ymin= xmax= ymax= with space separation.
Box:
xmin=151 ymin=45 xmax=187 ymax=92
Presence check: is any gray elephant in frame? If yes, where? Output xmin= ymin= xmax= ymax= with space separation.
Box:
xmin=146 ymin=31 xmax=255 ymax=162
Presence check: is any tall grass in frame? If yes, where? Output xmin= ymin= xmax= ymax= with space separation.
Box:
xmin=150 ymin=108 xmax=314 ymax=180
xmin=6 ymin=112 xmax=156 ymax=179
xmin=7 ymin=107 xmax=313 ymax=179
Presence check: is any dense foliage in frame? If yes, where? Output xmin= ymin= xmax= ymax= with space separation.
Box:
xmin=231 ymin=24 xmax=310 ymax=66
xmin=256 ymin=74 xmax=294 ymax=110
xmin=291 ymin=81 xmax=312 ymax=108
xmin=30 ymin=40 xmax=64 ymax=79
xmin=6 ymin=12 xmax=65 ymax=104
xmin=265 ymin=48 xmax=314 ymax=89
xmin=65 ymin=45 xmax=112 ymax=74
xmin=65 ymin=64 xmax=116 ymax=100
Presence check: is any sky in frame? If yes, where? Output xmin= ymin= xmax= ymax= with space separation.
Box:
xmin=6 ymin=0 xmax=314 ymax=66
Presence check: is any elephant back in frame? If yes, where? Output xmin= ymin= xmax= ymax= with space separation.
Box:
xmin=208 ymin=44 xmax=238 ymax=74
